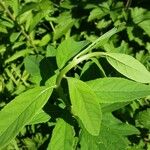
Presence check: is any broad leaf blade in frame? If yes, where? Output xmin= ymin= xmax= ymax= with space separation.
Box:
xmin=56 ymin=38 xmax=89 ymax=69
xmin=80 ymin=126 xmax=128 ymax=150
xmin=105 ymin=53 xmax=150 ymax=83
xmin=47 ymin=119 xmax=75 ymax=150
xmin=67 ymin=77 xmax=101 ymax=136
xmin=80 ymin=113 xmax=139 ymax=150
xmin=0 ymin=86 xmax=53 ymax=148
xmin=87 ymin=77 xmax=150 ymax=103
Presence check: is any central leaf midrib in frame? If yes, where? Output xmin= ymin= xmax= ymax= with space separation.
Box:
xmin=107 ymin=55 xmax=148 ymax=76
xmin=74 ymin=84 xmax=98 ymax=133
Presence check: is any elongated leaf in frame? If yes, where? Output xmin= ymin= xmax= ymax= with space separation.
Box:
xmin=5 ymin=49 xmax=31 ymax=64
xmin=105 ymin=53 xmax=150 ymax=83
xmin=67 ymin=77 xmax=101 ymax=136
xmin=0 ymin=86 xmax=53 ymax=148
xmin=87 ymin=77 xmax=150 ymax=103
xmin=56 ymin=38 xmax=89 ymax=69
xmin=47 ymin=119 xmax=75 ymax=150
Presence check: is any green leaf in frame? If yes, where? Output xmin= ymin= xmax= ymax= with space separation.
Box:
xmin=87 ymin=77 xmax=150 ymax=103
xmin=131 ymin=7 xmax=150 ymax=37
xmin=0 ymin=86 xmax=53 ymax=148
xmin=67 ymin=77 xmax=101 ymax=136
xmin=101 ymin=102 xmax=130 ymax=113
xmin=54 ymin=14 xmax=75 ymax=40
xmin=88 ymin=7 xmax=109 ymax=22
xmin=56 ymin=38 xmax=89 ymax=69
xmin=46 ymin=45 xmax=56 ymax=57
xmin=80 ymin=126 xmax=128 ymax=150
xmin=102 ymin=113 xmax=139 ymax=136
xmin=47 ymin=119 xmax=75 ymax=150
xmin=105 ymin=53 xmax=150 ymax=83
xmin=39 ymin=34 xmax=51 ymax=47
xmin=10 ymin=32 xmax=21 ymax=43
xmin=28 ymin=0 xmax=54 ymax=32
xmin=28 ymin=110 xmax=50 ymax=125
xmin=80 ymin=113 xmax=139 ymax=150
xmin=136 ymin=108 xmax=150 ymax=129
xmin=5 ymin=0 xmax=19 ymax=17
xmin=24 ymin=55 xmax=43 ymax=76
xmin=5 ymin=49 xmax=31 ymax=64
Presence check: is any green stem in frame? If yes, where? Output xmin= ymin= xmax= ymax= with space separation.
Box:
xmin=125 ymin=0 xmax=132 ymax=10
xmin=0 ymin=0 xmax=15 ymax=21
xmin=74 ymin=27 xmax=118 ymax=59
xmin=56 ymin=52 xmax=105 ymax=87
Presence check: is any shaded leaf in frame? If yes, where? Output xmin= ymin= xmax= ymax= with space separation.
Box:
xmin=24 ymin=55 xmax=43 ymax=76
xmin=54 ymin=14 xmax=75 ymax=40
xmin=5 ymin=49 xmax=31 ymax=64
xmin=47 ymin=119 xmax=75 ymax=150
xmin=136 ymin=108 xmax=150 ymax=129
xmin=56 ymin=38 xmax=89 ymax=69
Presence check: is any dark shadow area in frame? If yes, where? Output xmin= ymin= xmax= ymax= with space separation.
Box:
xmin=40 ymin=57 xmax=57 ymax=85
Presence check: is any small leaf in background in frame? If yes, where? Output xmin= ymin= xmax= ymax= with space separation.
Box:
xmin=105 ymin=53 xmax=150 ymax=83
xmin=5 ymin=49 xmax=31 ymax=64
xmin=56 ymin=38 xmax=89 ymax=69
xmin=39 ymin=34 xmax=51 ymax=47
xmin=136 ymin=108 xmax=150 ymax=129
xmin=0 ymin=86 xmax=53 ymax=148
xmin=131 ymin=7 xmax=150 ymax=37
xmin=53 ymin=13 xmax=75 ymax=40
xmin=88 ymin=6 xmax=109 ymax=22
xmin=47 ymin=119 xmax=75 ymax=150
xmin=10 ymin=32 xmax=21 ymax=43
xmin=96 ymin=19 xmax=111 ymax=29
xmin=87 ymin=77 xmax=150 ymax=103
xmin=5 ymin=0 xmax=19 ymax=17
xmin=29 ymin=0 xmax=54 ymax=32
xmin=24 ymin=55 xmax=43 ymax=76
xmin=67 ymin=77 xmax=101 ymax=136
xmin=46 ymin=45 xmax=56 ymax=57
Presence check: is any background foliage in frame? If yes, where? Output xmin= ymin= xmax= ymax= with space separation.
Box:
xmin=0 ymin=0 xmax=150 ymax=149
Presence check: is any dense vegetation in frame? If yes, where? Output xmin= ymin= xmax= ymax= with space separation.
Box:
xmin=0 ymin=0 xmax=150 ymax=149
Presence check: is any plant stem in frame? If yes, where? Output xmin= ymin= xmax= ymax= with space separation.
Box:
xmin=125 ymin=0 xmax=132 ymax=10
xmin=74 ymin=27 xmax=118 ymax=59
xmin=0 ymin=0 xmax=38 ymax=52
xmin=56 ymin=52 xmax=105 ymax=87
xmin=0 ymin=0 xmax=15 ymax=21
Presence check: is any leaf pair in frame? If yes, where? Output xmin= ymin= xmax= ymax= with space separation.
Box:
xmin=67 ymin=77 xmax=150 ymax=137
